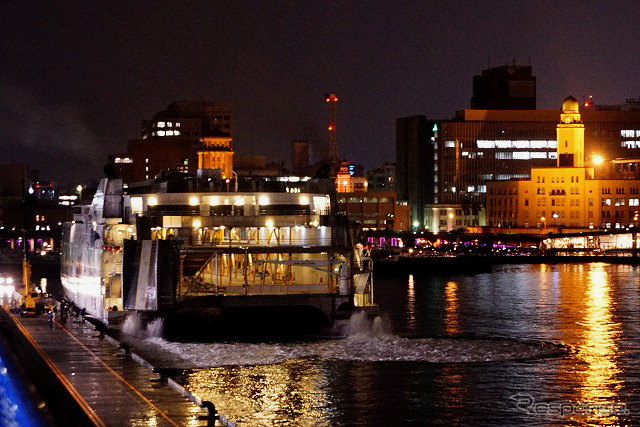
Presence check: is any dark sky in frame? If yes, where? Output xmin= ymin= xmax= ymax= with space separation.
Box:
xmin=1 ymin=1 xmax=639 ymax=184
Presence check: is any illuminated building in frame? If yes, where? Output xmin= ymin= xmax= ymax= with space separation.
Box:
xmin=436 ymin=101 xmax=640 ymax=205
xmin=141 ymin=101 xmax=232 ymax=139
xmin=337 ymin=192 xmax=410 ymax=231
xmin=487 ymin=97 xmax=640 ymax=230
xmin=396 ymin=115 xmax=437 ymax=228
xmin=197 ymin=136 xmax=234 ymax=179
xmin=109 ymin=101 xmax=234 ymax=184
xmin=425 ymin=204 xmax=486 ymax=232
xmin=471 ymin=63 xmax=536 ymax=110
xmin=335 ymin=162 xmax=367 ymax=193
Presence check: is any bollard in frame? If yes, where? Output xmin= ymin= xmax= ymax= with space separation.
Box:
xmin=198 ymin=400 xmax=218 ymax=425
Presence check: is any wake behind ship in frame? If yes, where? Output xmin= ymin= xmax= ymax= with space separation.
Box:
xmin=61 ymin=175 xmax=376 ymax=339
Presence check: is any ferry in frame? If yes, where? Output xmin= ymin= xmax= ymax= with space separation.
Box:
xmin=61 ymin=175 xmax=377 ymax=338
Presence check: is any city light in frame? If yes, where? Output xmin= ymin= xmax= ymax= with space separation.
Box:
xmin=592 ymin=155 xmax=605 ymax=165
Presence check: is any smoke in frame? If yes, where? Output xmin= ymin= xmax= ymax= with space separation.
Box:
xmin=0 ymin=81 xmax=101 ymax=183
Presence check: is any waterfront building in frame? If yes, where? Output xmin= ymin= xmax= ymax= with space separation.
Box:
xmin=436 ymin=102 xmax=640 ymax=205
xmin=424 ymin=203 xmax=486 ymax=232
xmin=337 ymin=191 xmax=410 ymax=231
xmin=395 ymin=115 xmax=437 ymax=229
xmin=487 ymin=97 xmax=640 ymax=231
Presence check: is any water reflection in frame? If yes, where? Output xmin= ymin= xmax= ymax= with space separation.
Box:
xmin=184 ymin=359 xmax=331 ymax=426
xmin=406 ymin=274 xmax=416 ymax=332
xmin=444 ymin=281 xmax=459 ymax=334
xmin=576 ymin=264 xmax=623 ymax=424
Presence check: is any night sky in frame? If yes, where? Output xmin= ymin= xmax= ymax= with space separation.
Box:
xmin=2 ymin=1 xmax=639 ymax=184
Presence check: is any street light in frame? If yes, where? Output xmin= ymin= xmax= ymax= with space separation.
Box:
xmin=552 ymin=213 xmax=559 ymax=230
xmin=231 ymin=170 xmax=238 ymax=192
xmin=541 ymin=216 xmax=546 ymax=230
xmin=592 ymin=154 xmax=604 ymax=165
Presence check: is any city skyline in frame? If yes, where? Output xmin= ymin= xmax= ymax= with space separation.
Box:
xmin=2 ymin=2 xmax=640 ymax=183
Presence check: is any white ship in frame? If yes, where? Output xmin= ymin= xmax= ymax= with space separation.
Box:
xmin=61 ymin=176 xmax=376 ymax=337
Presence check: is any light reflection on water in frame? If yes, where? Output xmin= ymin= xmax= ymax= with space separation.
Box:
xmin=184 ymin=360 xmax=331 ymax=426
xmin=164 ymin=263 xmax=640 ymax=426
xmin=576 ymin=265 xmax=622 ymax=424
xmin=444 ymin=281 xmax=459 ymax=335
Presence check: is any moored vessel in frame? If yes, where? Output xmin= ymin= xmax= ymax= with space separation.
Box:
xmin=61 ymin=175 xmax=377 ymax=338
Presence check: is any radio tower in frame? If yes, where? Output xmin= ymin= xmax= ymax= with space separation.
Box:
xmin=325 ymin=93 xmax=339 ymax=162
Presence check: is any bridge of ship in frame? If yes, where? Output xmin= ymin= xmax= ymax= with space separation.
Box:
xmin=177 ymin=245 xmax=354 ymax=298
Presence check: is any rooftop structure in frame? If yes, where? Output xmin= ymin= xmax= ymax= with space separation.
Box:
xmin=471 ymin=63 xmax=536 ymax=110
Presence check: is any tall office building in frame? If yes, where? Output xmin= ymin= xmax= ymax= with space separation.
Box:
xmin=471 ymin=64 xmax=536 ymax=110
xmin=141 ymin=101 xmax=232 ymax=139
xmin=395 ymin=115 xmax=436 ymax=228
xmin=112 ymin=101 xmax=233 ymax=183
xmin=436 ymin=104 xmax=640 ymax=205
xmin=487 ymin=96 xmax=640 ymax=230
xmin=291 ymin=140 xmax=311 ymax=175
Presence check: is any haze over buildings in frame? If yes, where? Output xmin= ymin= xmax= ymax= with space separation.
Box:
xmin=2 ymin=3 xmax=640 ymax=183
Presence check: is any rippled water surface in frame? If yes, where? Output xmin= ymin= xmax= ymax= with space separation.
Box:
xmin=140 ymin=263 xmax=640 ymax=425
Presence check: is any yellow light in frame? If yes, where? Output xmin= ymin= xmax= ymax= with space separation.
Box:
xmin=192 ymin=219 xmax=202 ymax=228
xmin=265 ymin=219 xmax=274 ymax=228
xmin=259 ymin=195 xmax=270 ymax=205
xmin=541 ymin=216 xmax=546 ymax=221
xmin=76 ymin=185 xmax=83 ymax=193
xmin=189 ymin=196 xmax=199 ymax=206
xmin=448 ymin=213 xmax=454 ymax=219
xmin=592 ymin=155 xmax=605 ymax=165
xmin=235 ymin=197 xmax=244 ymax=206
xmin=147 ymin=196 xmax=158 ymax=206
xmin=299 ymin=195 xmax=309 ymax=205
xmin=209 ymin=196 xmax=219 ymax=206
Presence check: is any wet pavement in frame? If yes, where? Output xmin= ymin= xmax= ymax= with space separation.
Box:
xmin=14 ymin=313 xmax=208 ymax=426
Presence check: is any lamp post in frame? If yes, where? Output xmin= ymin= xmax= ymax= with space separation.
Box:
xmin=541 ymin=216 xmax=546 ymax=230
xmin=232 ymin=170 xmax=238 ymax=192
xmin=552 ymin=213 xmax=559 ymax=230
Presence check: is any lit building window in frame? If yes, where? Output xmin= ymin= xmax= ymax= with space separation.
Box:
xmin=157 ymin=121 xmax=165 ymax=128
xmin=157 ymin=130 xmax=165 ymax=136
xmin=145 ymin=158 xmax=149 ymax=163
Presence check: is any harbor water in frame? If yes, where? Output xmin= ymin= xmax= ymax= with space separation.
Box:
xmin=127 ymin=262 xmax=640 ymax=426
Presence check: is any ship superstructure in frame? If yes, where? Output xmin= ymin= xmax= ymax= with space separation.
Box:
xmin=61 ymin=176 xmax=375 ymax=334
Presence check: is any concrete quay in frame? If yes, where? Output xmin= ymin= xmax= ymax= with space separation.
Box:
xmin=0 ymin=307 xmax=230 ymax=426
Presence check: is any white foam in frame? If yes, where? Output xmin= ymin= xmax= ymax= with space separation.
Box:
xmin=122 ymin=315 xmax=164 ymax=339
xmin=138 ymin=335 xmax=565 ymax=369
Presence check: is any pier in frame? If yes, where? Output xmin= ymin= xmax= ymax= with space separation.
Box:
xmin=0 ymin=307 xmax=226 ymax=426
